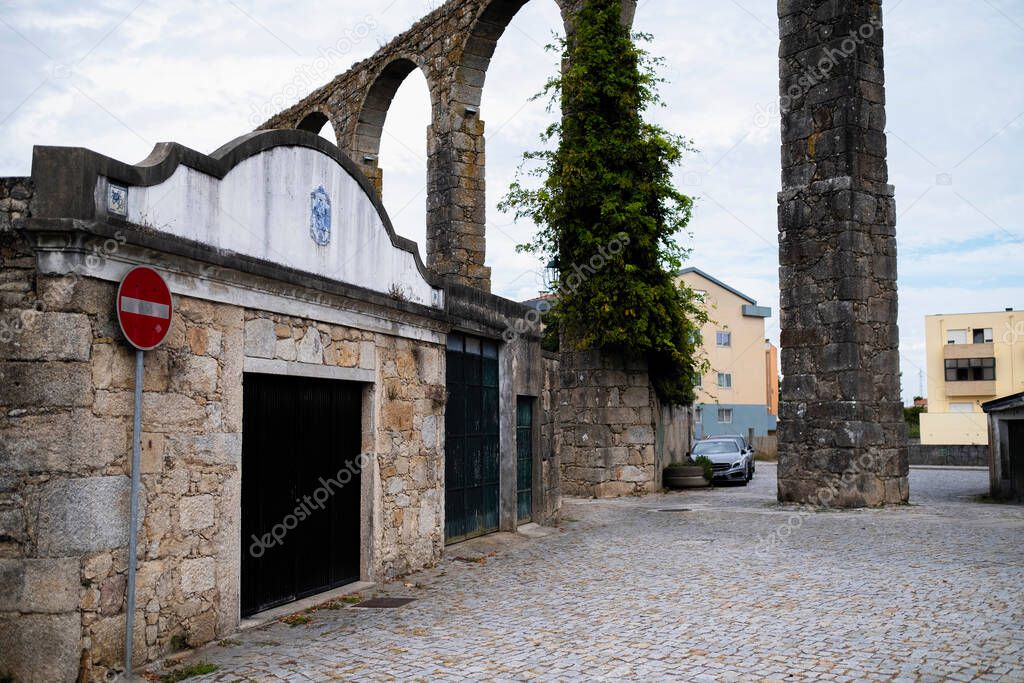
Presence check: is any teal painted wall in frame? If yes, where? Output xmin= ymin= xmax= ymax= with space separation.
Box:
xmin=694 ymin=403 xmax=776 ymax=440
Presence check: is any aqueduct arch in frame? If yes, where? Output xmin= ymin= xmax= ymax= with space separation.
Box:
xmin=263 ymin=0 xmax=589 ymax=291
xmin=261 ymin=0 xmax=909 ymax=506
xmin=353 ymin=57 xmax=436 ymax=193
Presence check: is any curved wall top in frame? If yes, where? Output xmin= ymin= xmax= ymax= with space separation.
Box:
xmin=30 ymin=130 xmax=444 ymax=309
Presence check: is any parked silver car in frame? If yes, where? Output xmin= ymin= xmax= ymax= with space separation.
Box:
xmin=690 ymin=438 xmax=752 ymax=485
xmin=703 ymin=434 xmax=755 ymax=477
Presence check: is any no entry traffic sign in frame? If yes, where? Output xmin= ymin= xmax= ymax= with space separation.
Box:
xmin=117 ymin=265 xmax=174 ymax=674
xmin=117 ymin=266 xmax=172 ymax=350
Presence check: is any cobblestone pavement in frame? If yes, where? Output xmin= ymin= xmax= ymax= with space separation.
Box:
xmin=147 ymin=465 xmax=1024 ymax=682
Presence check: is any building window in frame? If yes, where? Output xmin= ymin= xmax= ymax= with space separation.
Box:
xmin=716 ymin=331 xmax=732 ymax=347
xmin=944 ymin=358 xmax=996 ymax=382
xmin=717 ymin=408 xmax=733 ymax=424
xmin=949 ymin=402 xmax=974 ymax=413
xmin=694 ymin=373 xmax=702 ymax=388
xmin=972 ymin=328 xmax=994 ymax=344
xmin=717 ymin=373 xmax=733 ymax=389
xmin=946 ymin=329 xmax=967 ymax=345
xmin=695 ymin=407 xmax=702 ymax=423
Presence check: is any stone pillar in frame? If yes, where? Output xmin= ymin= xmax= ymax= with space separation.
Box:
xmin=427 ymin=108 xmax=491 ymax=291
xmin=776 ymin=0 xmax=908 ymax=506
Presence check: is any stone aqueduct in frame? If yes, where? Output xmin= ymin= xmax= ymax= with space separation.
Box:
xmin=262 ymin=0 xmax=909 ymax=506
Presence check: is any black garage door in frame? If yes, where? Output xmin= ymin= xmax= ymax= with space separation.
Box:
xmin=241 ymin=373 xmax=362 ymax=617
xmin=445 ymin=334 xmax=500 ymax=543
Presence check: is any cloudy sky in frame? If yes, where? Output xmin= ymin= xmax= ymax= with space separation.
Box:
xmin=1 ymin=0 xmax=1021 ymax=404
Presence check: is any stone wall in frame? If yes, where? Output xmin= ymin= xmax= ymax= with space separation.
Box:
xmin=558 ymin=350 xmax=659 ymax=498
xmin=537 ymin=352 xmax=562 ymax=521
xmin=0 ymin=255 xmax=446 ymax=679
xmin=0 ymin=177 xmax=34 ymax=312
xmin=775 ymin=0 xmax=908 ymax=506
xmin=907 ymin=442 xmax=988 ymax=468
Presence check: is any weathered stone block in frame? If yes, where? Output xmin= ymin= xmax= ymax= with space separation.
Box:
xmin=141 ymin=393 xmax=207 ymax=429
xmin=296 ymin=327 xmax=324 ymax=364
xmin=172 ymin=355 xmax=219 ymax=395
xmin=179 ymin=495 xmax=215 ymax=531
xmin=0 ymin=361 xmax=92 ymax=407
xmin=21 ymin=558 xmax=80 ymax=613
xmin=593 ymin=481 xmax=635 ymax=498
xmin=0 ymin=612 xmax=81 ymax=683
xmin=621 ymin=386 xmax=650 ymax=408
xmin=36 ymin=476 xmax=133 ymax=556
xmin=243 ymin=318 xmax=276 ymax=358
xmin=0 ymin=311 xmax=91 ymax=361
xmin=275 ymin=336 xmax=297 ymax=361
xmin=359 ymin=341 xmax=376 ymax=370
xmin=98 ymin=572 xmax=126 ymax=615
xmin=625 ymin=426 xmax=655 ymax=445
xmin=616 ymin=465 xmax=649 ymax=483
xmin=331 ymin=341 xmax=359 ymax=367
xmin=0 ymin=410 xmax=126 ymax=472
xmin=168 ymin=433 xmax=241 ymax=466
xmin=140 ymin=432 xmax=165 ymax=474
xmin=180 ymin=556 xmax=216 ymax=595
xmin=0 ymin=506 xmax=24 ymax=545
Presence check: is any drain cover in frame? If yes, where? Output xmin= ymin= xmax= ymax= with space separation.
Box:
xmin=657 ymin=508 xmax=692 ymax=512
xmin=354 ymin=597 xmax=415 ymax=609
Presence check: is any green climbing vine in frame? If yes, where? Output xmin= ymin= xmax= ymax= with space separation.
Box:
xmin=499 ymin=0 xmax=708 ymax=405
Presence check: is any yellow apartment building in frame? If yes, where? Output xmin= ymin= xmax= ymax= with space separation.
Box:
xmin=677 ymin=268 xmax=779 ymax=439
xmin=922 ymin=308 xmax=1024 ymax=445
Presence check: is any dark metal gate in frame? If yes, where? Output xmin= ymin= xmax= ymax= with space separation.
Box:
xmin=1010 ymin=420 xmax=1024 ymax=502
xmin=241 ymin=373 xmax=362 ymax=617
xmin=516 ymin=397 xmax=534 ymax=522
xmin=445 ymin=334 xmax=500 ymax=543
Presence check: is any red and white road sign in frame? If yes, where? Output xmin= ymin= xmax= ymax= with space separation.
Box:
xmin=116 ymin=266 xmax=173 ymax=350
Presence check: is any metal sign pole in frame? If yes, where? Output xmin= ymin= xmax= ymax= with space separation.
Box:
xmin=125 ymin=348 xmax=144 ymax=676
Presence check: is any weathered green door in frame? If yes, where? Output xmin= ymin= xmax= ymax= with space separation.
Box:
xmin=445 ymin=334 xmax=500 ymax=543
xmin=516 ymin=397 xmax=534 ymax=523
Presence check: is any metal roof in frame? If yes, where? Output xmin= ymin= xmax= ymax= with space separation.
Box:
xmin=678 ymin=267 xmax=758 ymax=305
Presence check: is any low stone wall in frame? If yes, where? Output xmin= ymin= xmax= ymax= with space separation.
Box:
xmin=558 ymin=350 xmax=659 ymax=498
xmin=908 ymin=442 xmax=989 ymax=467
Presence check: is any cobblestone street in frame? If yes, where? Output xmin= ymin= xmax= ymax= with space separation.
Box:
xmin=149 ymin=465 xmax=1024 ymax=682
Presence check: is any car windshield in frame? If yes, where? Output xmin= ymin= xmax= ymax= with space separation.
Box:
xmin=693 ymin=441 xmax=739 ymax=455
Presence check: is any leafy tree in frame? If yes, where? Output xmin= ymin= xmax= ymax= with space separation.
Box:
xmin=500 ymin=0 xmax=707 ymax=404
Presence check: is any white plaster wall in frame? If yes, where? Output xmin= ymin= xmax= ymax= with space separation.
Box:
xmin=116 ymin=147 xmax=441 ymax=307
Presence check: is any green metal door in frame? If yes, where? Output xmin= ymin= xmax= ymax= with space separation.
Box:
xmin=445 ymin=334 xmax=500 ymax=543
xmin=516 ymin=397 xmax=534 ymax=522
